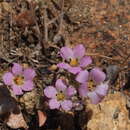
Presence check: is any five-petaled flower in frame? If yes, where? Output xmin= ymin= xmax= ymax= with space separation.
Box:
xmin=57 ymin=44 xmax=92 ymax=74
xmin=44 ymin=79 xmax=76 ymax=111
xmin=77 ymin=67 xmax=109 ymax=104
xmin=3 ymin=63 xmax=36 ymax=95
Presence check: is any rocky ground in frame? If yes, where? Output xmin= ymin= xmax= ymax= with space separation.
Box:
xmin=0 ymin=0 xmax=130 ymax=130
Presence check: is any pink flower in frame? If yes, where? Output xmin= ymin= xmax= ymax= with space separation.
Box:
xmin=3 ymin=63 xmax=36 ymax=95
xmin=76 ymin=68 xmax=109 ymax=104
xmin=57 ymin=44 xmax=92 ymax=74
xmin=44 ymin=79 xmax=76 ymax=111
xmin=87 ymin=82 xmax=109 ymax=104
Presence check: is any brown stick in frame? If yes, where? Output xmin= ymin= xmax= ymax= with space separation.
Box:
xmin=86 ymin=53 xmax=119 ymax=61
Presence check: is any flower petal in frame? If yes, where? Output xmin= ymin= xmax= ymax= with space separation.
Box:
xmin=80 ymin=56 xmax=92 ymax=68
xmin=57 ymin=63 xmax=81 ymax=74
xmin=61 ymin=100 xmax=72 ymax=111
xmin=66 ymin=86 xmax=76 ymax=97
xmin=49 ymin=99 xmax=60 ymax=109
xmin=55 ymin=79 xmax=67 ymax=92
xmin=12 ymin=85 xmax=23 ymax=95
xmin=12 ymin=63 xmax=23 ymax=75
xmin=44 ymin=86 xmax=57 ymax=98
xmin=90 ymin=68 xmax=106 ymax=83
xmin=21 ymin=80 xmax=34 ymax=91
xmin=78 ymin=84 xmax=88 ymax=97
xmin=57 ymin=62 xmax=70 ymax=70
xmin=76 ymin=70 xmax=89 ymax=83
xmin=68 ymin=66 xmax=81 ymax=74
xmin=3 ymin=72 xmax=14 ymax=85
xmin=60 ymin=46 xmax=74 ymax=60
xmin=23 ymin=68 xmax=36 ymax=80
xmin=95 ymin=82 xmax=109 ymax=97
xmin=73 ymin=44 xmax=85 ymax=59
xmin=87 ymin=91 xmax=102 ymax=104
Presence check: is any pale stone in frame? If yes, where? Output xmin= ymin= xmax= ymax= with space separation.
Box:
xmin=86 ymin=92 xmax=130 ymax=130
xmin=7 ymin=113 xmax=28 ymax=129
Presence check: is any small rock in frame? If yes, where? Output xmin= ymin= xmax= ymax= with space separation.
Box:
xmin=106 ymin=65 xmax=119 ymax=85
xmin=7 ymin=113 xmax=28 ymax=129
xmin=19 ymin=89 xmax=39 ymax=114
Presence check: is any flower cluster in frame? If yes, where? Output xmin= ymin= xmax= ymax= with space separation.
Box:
xmin=2 ymin=44 xmax=109 ymax=112
xmin=3 ymin=63 xmax=36 ymax=95
xmin=43 ymin=44 xmax=109 ymax=111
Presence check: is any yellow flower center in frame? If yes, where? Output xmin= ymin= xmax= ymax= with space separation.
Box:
xmin=70 ymin=58 xmax=78 ymax=67
xmin=56 ymin=92 xmax=65 ymax=101
xmin=13 ymin=75 xmax=24 ymax=86
xmin=88 ymin=80 xmax=95 ymax=91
